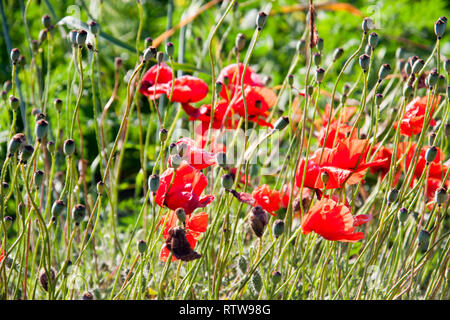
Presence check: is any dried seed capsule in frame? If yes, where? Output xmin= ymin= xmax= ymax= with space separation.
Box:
xmin=51 ymin=200 xmax=65 ymax=217
xmin=272 ymin=220 xmax=284 ymax=238
xmin=398 ymin=207 xmax=408 ymax=223
xmin=235 ymin=33 xmax=246 ymax=52
xmin=33 ymin=170 xmax=44 ymax=188
xmin=359 ymin=54 xmax=370 ymax=71
xmin=137 ymin=240 xmax=147 ymax=254
xmin=35 ymin=119 xmax=49 ymax=141
xmin=221 ymin=174 xmax=234 ymax=189
xmin=256 ymin=12 xmax=268 ymax=30
xmin=72 ymin=204 xmax=86 ymax=224
xmin=165 ymin=42 xmax=174 ymax=58
xmin=332 ymin=48 xmax=344 ymax=62
xmin=148 ymin=174 xmax=160 ymax=193
xmin=175 ymin=208 xmax=186 ymax=223
xmin=19 ymin=144 xmax=34 ymax=164
xmin=273 ymin=116 xmax=289 ymax=131
xmin=249 ymin=206 xmax=269 ymax=237
xmin=63 ymin=139 xmax=75 ymax=156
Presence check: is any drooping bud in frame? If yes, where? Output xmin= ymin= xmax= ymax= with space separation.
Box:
xmin=235 ymin=33 xmax=246 ymax=52
xmin=332 ymin=48 xmax=344 ymax=62
xmin=398 ymin=207 xmax=408 ymax=223
xmin=148 ymin=174 xmax=160 ymax=192
xmin=221 ymin=174 xmax=234 ymax=189
xmin=175 ymin=208 xmax=186 ymax=223
xmin=35 ymin=119 xmax=49 ymax=141
xmin=272 ymin=220 xmax=284 ymax=238
xmin=137 ymin=240 xmax=147 ymax=254
xmin=359 ymin=54 xmax=370 ymax=71
xmin=19 ymin=144 xmax=34 ymax=164
xmin=63 ymin=139 xmax=75 ymax=156
xmin=51 ymin=200 xmax=65 ymax=217
xmin=368 ymin=32 xmax=379 ymax=48
xmin=387 ymin=188 xmax=399 ymax=204
xmin=425 ymin=146 xmax=438 ymax=163
xmin=249 ymin=206 xmax=269 ymax=238
xmin=165 ymin=42 xmax=174 ymax=58
xmin=256 ymin=12 xmax=268 ymax=30
xmin=378 ymin=64 xmax=391 ymax=82
xmin=435 ymin=188 xmax=447 ymax=205
xmin=33 ymin=170 xmax=44 ymax=189
xmin=273 ymin=116 xmax=289 ymax=131
xmin=72 ymin=204 xmax=86 ymax=224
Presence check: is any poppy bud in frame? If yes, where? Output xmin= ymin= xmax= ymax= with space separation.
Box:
xmin=378 ymin=64 xmax=391 ymax=82
xmin=63 ymin=139 xmax=75 ymax=156
xmin=159 ymin=128 xmax=168 ymax=142
xmin=396 ymin=58 xmax=405 ymax=72
xmin=316 ymin=37 xmax=324 ymax=52
xmin=137 ymin=240 xmax=147 ymax=254
xmin=238 ymin=256 xmax=247 ymax=274
xmin=175 ymin=208 xmax=186 ymax=223
xmin=39 ymin=267 xmax=56 ymax=292
xmin=435 ymin=17 xmax=446 ymax=39
xmin=249 ymin=206 xmax=269 ymax=238
xmin=89 ymin=20 xmax=99 ymax=35
xmin=332 ymin=48 xmax=344 ymax=62
xmin=216 ymin=152 xmax=227 ymax=169
xmin=47 ymin=141 xmax=55 ymax=154
xmin=20 ymin=144 xmax=34 ymax=164
xmin=148 ymin=174 xmax=160 ymax=193
xmin=395 ymin=47 xmax=404 ymax=60
xmin=4 ymin=216 xmax=13 ymax=230
xmin=425 ymin=146 xmax=438 ymax=163
xmin=10 ymin=95 xmax=19 ymax=111
xmin=156 ymin=51 xmax=164 ymax=64
xmin=235 ymin=33 xmax=246 ymax=52
xmin=256 ymin=12 xmax=268 ymax=30
xmin=82 ymin=291 xmax=94 ymax=300
xmin=165 ymin=42 xmax=174 ymax=58
xmin=296 ymin=39 xmax=306 ymax=52
xmin=362 ymin=18 xmax=373 ymax=33
xmin=10 ymin=48 xmax=20 ymax=64
xmin=221 ymin=174 xmax=234 ymax=189
xmin=418 ymin=230 xmax=430 ymax=249
xmin=72 ymin=204 xmax=86 ymax=224
xmin=315 ymin=68 xmax=325 ymax=83
xmin=313 ymin=52 xmax=322 ymax=66
xmin=8 ymin=133 xmax=26 ymax=155
xmin=76 ymin=30 xmax=87 ymax=46
xmin=170 ymin=154 xmax=182 ymax=169
xmin=398 ymin=207 xmax=408 ymax=223
xmin=272 ymin=270 xmax=282 ymax=286
xmin=427 ymin=69 xmax=439 ymax=88
xmin=51 ymin=200 xmax=65 ymax=217
xmin=435 ymin=188 xmax=447 ymax=205
xmin=273 ymin=116 xmax=289 ymax=131
xmin=375 ymin=93 xmax=383 ymax=106
xmin=359 ymin=54 xmax=370 ymax=72
xmin=35 ymin=119 xmax=49 ymax=141
xmin=387 ymin=188 xmax=399 ymax=204
xmin=250 ymin=270 xmax=263 ymax=295
xmin=444 ymin=59 xmax=450 ymax=74
xmin=368 ymin=32 xmax=379 ymax=48
xmin=272 ymin=220 xmax=284 ymax=238
xmin=33 ymin=170 xmax=44 ymax=189
xmin=403 ymin=84 xmax=413 ymax=99
xmin=97 ymin=181 xmax=105 ymax=195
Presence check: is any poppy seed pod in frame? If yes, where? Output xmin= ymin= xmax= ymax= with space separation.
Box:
xmin=10 ymin=48 xmax=20 ymax=64
xmin=169 ymin=142 xmax=177 ymax=155
xmin=272 ymin=271 xmax=282 ymax=285
xmin=170 ymin=154 xmax=182 ymax=169
xmin=63 ymin=139 xmax=75 ymax=156
xmin=175 ymin=208 xmax=186 ymax=223
xmin=137 ymin=240 xmax=147 ymax=254
xmin=238 ymin=256 xmax=247 ymax=274
xmin=296 ymin=39 xmax=306 ymax=52
xmin=398 ymin=207 xmax=408 ymax=223
xmin=288 ymin=74 xmax=294 ymax=86
xmin=435 ymin=188 xmax=447 ymax=205
xmin=235 ymin=33 xmax=246 ymax=52
xmin=387 ymin=188 xmax=399 ymax=204
xmin=333 ymin=47 xmax=344 ymax=62
xmin=76 ymin=30 xmax=87 ymax=46
xmin=418 ymin=230 xmax=430 ymax=249
xmin=216 ymin=152 xmax=227 ymax=169
xmin=412 ymin=59 xmax=424 ymax=74
xmin=362 ymin=17 xmax=373 ymax=33
xmin=435 ymin=18 xmax=446 ymax=39
xmin=39 ymin=267 xmax=56 ymax=292
xmin=51 ymin=200 xmax=65 ymax=217
xmin=315 ymin=68 xmax=325 ymax=83
xmin=156 ymin=51 xmax=164 ymax=64
xmin=148 ymin=174 xmax=160 ymax=193
xmin=403 ymin=84 xmax=413 ymax=99
xmin=19 ymin=144 xmax=34 ymax=164
xmin=396 ymin=58 xmax=405 ymax=72
xmin=33 ymin=170 xmax=44 ymax=188
xmin=4 ymin=216 xmax=13 ymax=230
xmin=425 ymin=146 xmax=438 ymax=163
xmin=307 ymin=85 xmax=314 ymax=96
xmin=313 ymin=52 xmax=322 ymax=66
xmin=165 ymin=42 xmax=174 ymax=58
xmin=368 ymin=32 xmax=379 ymax=48
xmin=97 ymin=181 xmax=105 ymax=195
xmin=446 ymin=122 xmax=450 ymax=137
xmin=437 ymin=75 xmax=446 ymax=93
xmin=89 ymin=20 xmax=99 ymax=35
xmin=72 ymin=204 xmax=86 ymax=224
xmin=274 ymin=116 xmax=289 ymax=131
xmin=359 ymin=54 xmax=370 ymax=71
xmin=320 ymin=171 xmax=330 ymax=186
xmin=8 ymin=133 xmax=26 ymax=155
xmin=35 ymin=119 xmax=49 ymax=141
xmin=364 ymin=44 xmax=372 ymax=56
xmin=82 ymin=291 xmax=94 ymax=300
xmin=272 ymin=220 xmax=284 ymax=238
xmin=144 ymin=37 xmax=153 ymax=48
xmin=316 ymin=37 xmax=324 ymax=52
xmin=221 ymin=174 xmax=234 ymax=190
xmin=10 ymin=95 xmax=19 ymax=111
xmin=427 ymin=69 xmax=439 ymax=88
xmin=47 ymin=141 xmax=55 ymax=154
xmin=143 ymin=46 xmax=157 ymax=62
xmin=249 ymin=206 xmax=269 ymax=238
xmin=378 ymin=64 xmax=391 ymax=81
xmin=375 ymin=93 xmax=383 ymax=106
xmin=215 ymin=81 xmax=223 ymax=97
xmin=42 ymin=14 xmax=52 ymax=29
xmin=159 ymin=128 xmax=168 ymax=142
xmin=38 ymin=29 xmax=48 ymax=45
xmin=444 ymin=59 xmax=450 ymax=74
xmin=404 ymin=60 xmax=412 ymax=76
xmin=256 ymin=12 xmax=268 ymax=30
xmin=395 ymin=47 xmax=404 ymax=60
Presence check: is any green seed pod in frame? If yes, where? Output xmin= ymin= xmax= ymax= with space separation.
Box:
xmin=387 ymin=188 xmax=399 ymax=204
xmin=398 ymin=207 xmax=408 ymax=223
xmin=215 ymin=81 xmax=223 ymax=96
xmin=19 ymin=144 xmax=34 ymax=164
xmin=403 ymin=84 xmax=413 ymax=99
xmin=148 ymin=174 xmax=160 ymax=193
xmin=435 ymin=188 xmax=447 ymax=205
xmin=156 ymin=51 xmax=164 ymax=64
xmin=272 ymin=270 xmax=282 ymax=286
xmin=251 ymin=270 xmax=263 ymax=295
xmin=33 ymin=170 xmax=44 ymax=189
xmin=364 ymin=44 xmax=372 ymax=56
xmin=315 ymin=68 xmax=325 ymax=83
xmin=313 ymin=52 xmax=322 ymax=66
xmin=273 ymin=116 xmax=289 ymax=131
xmin=144 ymin=37 xmax=153 ymax=48
xmin=316 ymin=37 xmax=324 ymax=51
xmin=169 ymin=142 xmax=178 ymax=155
xmin=272 ymin=220 xmax=284 ymax=238
xmin=18 ymin=202 xmax=25 ymax=217
xmin=249 ymin=206 xmax=269 ymax=238
xmin=288 ymin=74 xmax=294 ymax=86
xmin=216 ymin=152 xmax=227 ymax=169
xmin=35 ymin=119 xmax=49 ymax=141
xmin=238 ymin=256 xmax=247 ymax=274
xmin=256 ymin=12 xmax=268 ymax=30
xmin=321 ymin=171 xmax=329 ymax=186
xmin=332 ymin=48 xmax=344 ymax=62
xmin=444 ymin=59 xmax=450 ymax=74
xmin=170 ymin=154 xmax=182 ymax=169
xmin=425 ymin=146 xmax=438 ymax=163
xmin=375 ymin=93 xmax=383 ymax=106
xmin=362 ymin=17 xmax=373 ymax=33
xmin=368 ymin=32 xmax=379 ymax=48
xmin=359 ymin=54 xmax=370 ymax=71
xmin=418 ymin=230 xmax=430 ymax=249
xmin=404 ymin=61 xmax=412 ymax=76
xmin=175 ymin=208 xmax=186 ymax=223
xmin=435 ymin=18 xmax=446 ymax=39
xmin=307 ymin=85 xmax=314 ymax=96
xmin=97 ymin=181 xmax=105 ymax=195
xmin=437 ymin=75 xmax=446 ymax=93
xmin=39 ymin=29 xmax=48 ymax=45
xmin=143 ymin=46 xmax=157 ymax=62
xmin=159 ymin=128 xmax=168 ymax=142
xmin=395 ymin=47 xmax=404 ymax=60
xmin=89 ymin=20 xmax=99 ymax=35
xmin=221 ymin=174 xmax=234 ymax=189
xmin=165 ymin=42 xmax=174 ymax=58
xmin=10 ymin=95 xmax=19 ymax=111
xmin=17 ymin=55 xmax=26 ymax=68
xmin=8 ymin=133 xmax=26 ymax=155
xmin=412 ymin=59 xmax=424 ymax=74
xmin=378 ymin=64 xmax=391 ymax=81
xmin=53 ymin=98 xmax=63 ymax=113
xmin=427 ymin=69 xmax=439 ymax=88
xmin=10 ymin=48 xmax=20 ymax=64
xmin=396 ymin=58 xmax=405 ymax=72
xmin=42 ymin=14 xmax=52 ymax=29
xmin=4 ymin=216 xmax=13 ymax=230
xmin=72 ymin=204 xmax=86 ymax=224
xmin=47 ymin=141 xmax=55 ymax=154
xmin=296 ymin=39 xmax=306 ymax=52
xmin=235 ymin=33 xmax=246 ymax=52
xmin=63 ymin=139 xmax=75 ymax=156
xmin=137 ymin=240 xmax=147 ymax=254
xmin=76 ymin=30 xmax=87 ymax=46
xmin=51 ymin=200 xmax=65 ymax=217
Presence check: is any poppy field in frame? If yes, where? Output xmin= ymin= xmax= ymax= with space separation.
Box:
xmin=0 ymin=0 xmax=449 ymax=301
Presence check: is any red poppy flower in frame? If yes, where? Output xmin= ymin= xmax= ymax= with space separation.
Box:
xmin=296 ymin=138 xmax=390 ymax=190
xmin=318 ymin=122 xmax=355 ymax=148
xmin=217 ymin=63 xmax=264 ymax=99
xmin=251 ymin=184 xmax=282 ymax=216
xmin=394 ymin=95 xmax=441 ymax=136
xmin=399 ymin=143 xmax=448 ymax=181
xmin=159 ymin=211 xmax=208 ymax=262
xmin=155 ymin=161 xmax=215 ymax=215
xmin=320 ymin=105 xmax=356 ymax=127
xmin=0 ymin=246 xmax=4 ymax=263
xmin=170 ymin=138 xmax=216 ymax=170
xmin=301 ymin=197 xmax=369 ymax=242
xmin=140 ymin=63 xmax=208 ymax=103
